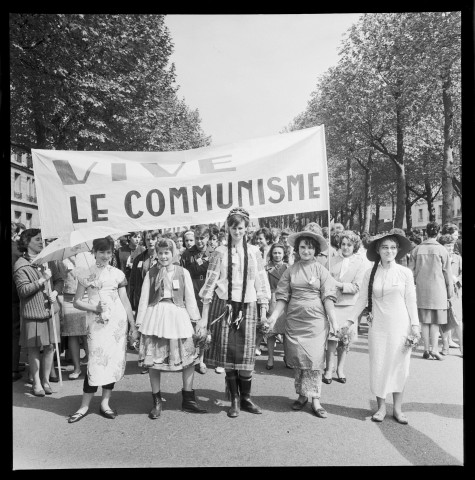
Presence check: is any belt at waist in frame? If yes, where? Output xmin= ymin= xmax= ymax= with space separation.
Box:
xmin=159 ymin=298 xmax=173 ymax=303
xmin=63 ymin=293 xmax=76 ymax=301
xmin=192 ymin=275 xmax=205 ymax=281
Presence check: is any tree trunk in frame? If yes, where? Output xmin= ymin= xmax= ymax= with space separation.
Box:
xmin=394 ymin=104 xmax=406 ymax=229
xmin=405 ymin=187 xmax=413 ymax=233
xmin=442 ymin=65 xmax=454 ymax=223
xmin=357 ymin=202 xmax=363 ymax=232
xmin=344 ymin=157 xmax=353 ymax=229
xmin=363 ymin=152 xmax=373 ymax=233
xmin=374 ymin=202 xmax=380 ymax=234
xmin=425 ymin=179 xmax=436 ymax=222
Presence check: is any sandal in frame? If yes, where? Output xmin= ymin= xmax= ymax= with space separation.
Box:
xmin=32 ymin=386 xmax=45 ymax=397
xmin=371 ymin=411 xmax=386 ymax=422
xmin=42 ymin=383 xmax=53 ymax=395
xmin=68 ymin=411 xmax=88 ymax=423
xmin=393 ymin=413 xmax=408 ymax=425
xmin=311 ymin=403 xmax=328 ymax=418
xmin=69 ymin=371 xmax=82 ymax=380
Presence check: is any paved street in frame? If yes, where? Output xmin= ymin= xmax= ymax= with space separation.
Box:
xmin=13 ymin=325 xmax=463 ymax=468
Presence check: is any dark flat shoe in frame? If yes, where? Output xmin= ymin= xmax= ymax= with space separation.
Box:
xmin=49 ymin=375 xmax=60 ymax=383
xmin=322 ymin=376 xmax=332 ymax=385
xmin=100 ymin=408 xmax=118 ymax=419
xmin=335 ymin=375 xmax=347 ymax=384
xmin=422 ymin=351 xmax=431 ymax=359
xmin=68 ymin=411 xmax=88 ymax=423
xmin=430 ymin=351 xmax=445 ymax=361
xmin=266 ymin=364 xmax=274 ymax=370
xmin=291 ymin=398 xmax=308 ymax=411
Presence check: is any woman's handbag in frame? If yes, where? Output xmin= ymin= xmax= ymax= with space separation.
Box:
xmin=440 ymin=300 xmax=460 ymax=333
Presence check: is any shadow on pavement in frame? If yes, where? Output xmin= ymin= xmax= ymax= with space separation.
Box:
xmin=368 ymin=399 xmax=463 ymax=465
xmin=403 ymin=401 xmax=463 ymax=420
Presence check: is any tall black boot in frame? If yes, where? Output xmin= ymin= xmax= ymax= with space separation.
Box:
xmin=181 ymin=389 xmax=207 ymax=413
xmin=239 ymin=374 xmax=262 ymax=414
xmin=225 ymin=371 xmax=240 ymax=418
xmin=149 ymin=392 xmax=162 ymax=419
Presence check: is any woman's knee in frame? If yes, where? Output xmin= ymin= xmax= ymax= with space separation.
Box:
xmin=43 ymin=344 xmax=54 ymax=353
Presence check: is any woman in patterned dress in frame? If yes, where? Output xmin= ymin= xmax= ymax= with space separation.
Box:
xmin=197 ymin=207 xmax=271 ymax=418
xmin=68 ymin=237 xmax=139 ymax=423
xmin=267 ymin=231 xmax=338 ymax=418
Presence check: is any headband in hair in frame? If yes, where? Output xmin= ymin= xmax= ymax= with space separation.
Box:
xmin=227 ymin=207 xmax=250 ymax=220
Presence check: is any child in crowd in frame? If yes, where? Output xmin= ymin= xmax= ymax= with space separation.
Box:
xmin=180 ymin=225 xmax=212 ymax=374
xmin=135 ymin=238 xmax=207 ymax=419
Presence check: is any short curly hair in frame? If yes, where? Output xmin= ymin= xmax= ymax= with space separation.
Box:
xmin=438 ymin=234 xmax=455 ymax=245
xmin=338 ymin=230 xmax=361 ymax=253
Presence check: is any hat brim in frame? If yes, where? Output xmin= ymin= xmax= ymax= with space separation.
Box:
xmin=366 ymin=233 xmax=412 ymax=261
xmin=287 ymin=231 xmax=327 ymax=252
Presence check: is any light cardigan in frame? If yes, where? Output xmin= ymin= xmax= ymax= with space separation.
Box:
xmin=199 ymin=244 xmax=271 ymax=304
xmin=330 ymin=253 xmax=368 ymax=306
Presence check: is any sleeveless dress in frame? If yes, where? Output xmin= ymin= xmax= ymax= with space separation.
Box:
xmin=77 ymin=265 xmax=128 ymax=387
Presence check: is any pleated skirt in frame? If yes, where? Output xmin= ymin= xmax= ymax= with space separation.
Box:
xmin=204 ymin=293 xmax=258 ymax=371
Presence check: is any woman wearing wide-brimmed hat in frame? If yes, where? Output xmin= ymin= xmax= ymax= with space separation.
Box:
xmin=349 ymin=232 xmax=419 ymax=424
xmin=267 ymin=230 xmax=338 ymax=418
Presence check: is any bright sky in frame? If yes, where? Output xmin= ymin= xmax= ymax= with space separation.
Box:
xmin=165 ymin=14 xmax=362 ymax=146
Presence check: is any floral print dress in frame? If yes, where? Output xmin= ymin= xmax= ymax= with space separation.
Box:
xmin=77 ymin=265 xmax=128 ymax=386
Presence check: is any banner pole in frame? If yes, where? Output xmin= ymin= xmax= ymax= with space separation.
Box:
xmin=41 ymin=239 xmax=63 ymax=386
xmin=321 ymin=125 xmax=332 ymax=271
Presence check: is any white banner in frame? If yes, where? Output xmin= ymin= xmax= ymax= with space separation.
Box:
xmin=32 ymin=125 xmax=329 ymax=238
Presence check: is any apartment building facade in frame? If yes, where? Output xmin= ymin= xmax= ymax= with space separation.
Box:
xmin=11 ymin=152 xmax=40 ymax=228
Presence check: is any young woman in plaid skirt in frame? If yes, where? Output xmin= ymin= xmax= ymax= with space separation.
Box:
xmin=196 ymin=208 xmax=271 ymax=418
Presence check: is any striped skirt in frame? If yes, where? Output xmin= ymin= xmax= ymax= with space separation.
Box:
xmin=204 ymin=293 xmax=259 ymax=371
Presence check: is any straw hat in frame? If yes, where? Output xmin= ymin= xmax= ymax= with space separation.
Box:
xmin=366 ymin=232 xmax=412 ymax=261
xmin=287 ymin=231 xmax=327 ymax=252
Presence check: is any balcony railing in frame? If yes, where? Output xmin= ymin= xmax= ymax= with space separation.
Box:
xmin=26 ymin=194 xmax=37 ymax=203
xmin=13 ymin=191 xmax=22 ymax=199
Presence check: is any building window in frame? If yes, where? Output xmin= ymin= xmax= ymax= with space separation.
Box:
xmin=14 ymin=173 xmax=22 ymax=199
xmin=438 ymin=205 xmax=442 ymax=219
xmin=26 ymin=213 xmax=32 ymax=228
xmin=418 ymin=209 xmax=423 ymax=222
xmin=14 ymin=211 xmax=21 ymax=222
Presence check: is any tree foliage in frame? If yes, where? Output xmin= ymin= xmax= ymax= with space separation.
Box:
xmin=286 ymin=12 xmax=461 ymax=231
xmin=10 ymin=13 xmax=210 ymax=153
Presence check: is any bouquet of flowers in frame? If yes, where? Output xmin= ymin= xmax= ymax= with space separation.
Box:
xmin=402 ymin=332 xmax=421 ymax=353
xmin=335 ymin=326 xmax=356 ymax=352
xmin=193 ymin=329 xmax=212 ymax=352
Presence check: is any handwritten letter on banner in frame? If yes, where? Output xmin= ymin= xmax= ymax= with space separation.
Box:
xmin=32 ymin=125 xmax=329 ymax=238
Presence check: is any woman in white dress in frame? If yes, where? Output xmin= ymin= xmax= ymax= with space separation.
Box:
xmin=324 ymin=231 xmax=367 ymax=384
xmin=350 ymin=233 xmax=419 ymax=424
xmin=68 ymin=237 xmax=139 ymax=423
